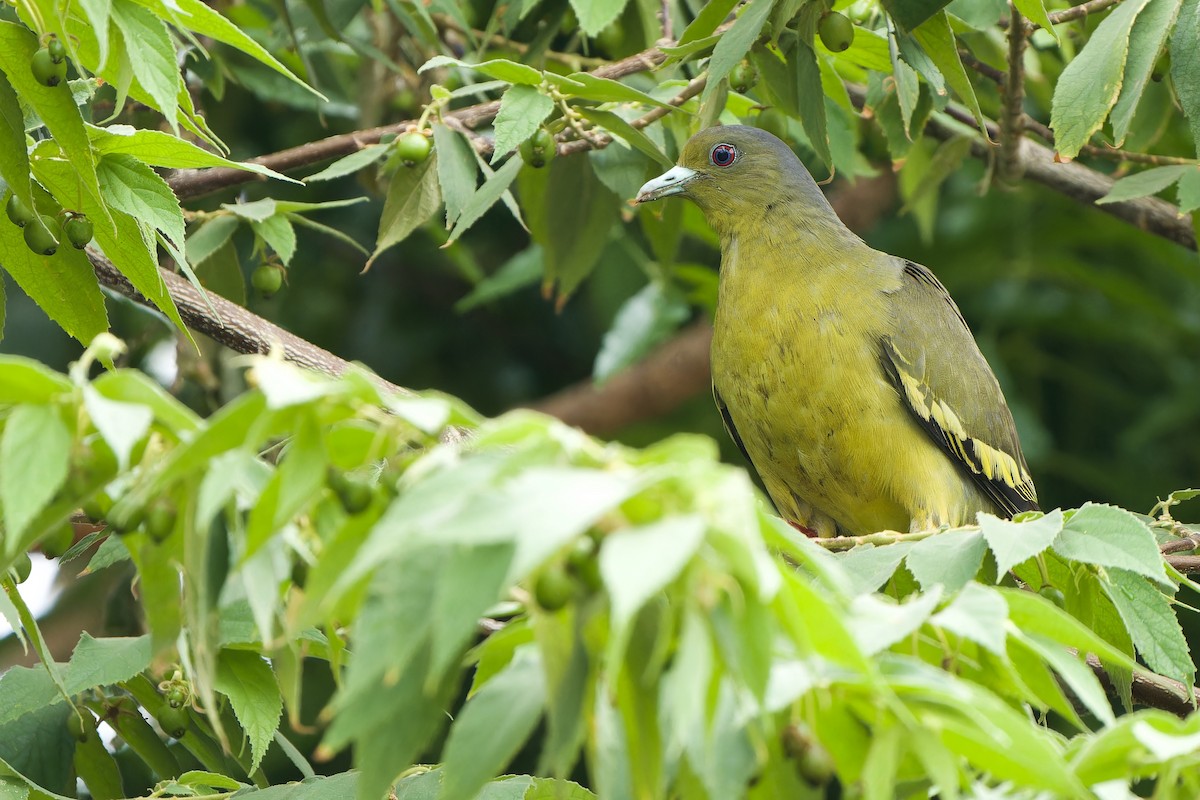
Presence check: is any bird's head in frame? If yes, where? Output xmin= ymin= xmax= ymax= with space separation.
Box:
xmin=634 ymin=125 xmax=833 ymax=236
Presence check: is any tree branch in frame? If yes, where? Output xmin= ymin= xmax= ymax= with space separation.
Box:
xmin=998 ymin=4 xmax=1028 ymax=185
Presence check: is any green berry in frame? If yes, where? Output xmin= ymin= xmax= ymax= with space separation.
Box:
xmin=42 ymin=522 xmax=75 ymax=559
xmin=519 ymin=129 xmax=556 ymax=168
xmin=11 ymin=553 xmax=33 ymax=584
xmin=24 ymin=214 xmax=59 ymax=255
xmin=534 ymin=563 xmax=576 ymax=611
xmin=63 ymin=214 xmax=93 ymax=249
xmin=165 ymin=685 xmax=189 ymax=710
xmin=47 ymin=36 xmax=67 ymax=64
xmin=5 ymin=193 xmax=34 ymax=227
xmin=336 ymin=479 xmax=373 ymax=515
xmin=251 ymin=264 xmax=284 ymax=296
xmin=817 ymin=12 xmax=855 ymax=52
xmin=67 ymin=709 xmax=96 ymax=742
xmin=566 ymin=537 xmax=602 ymax=591
xmin=31 ymin=47 xmax=66 ymax=86
xmin=144 ymin=500 xmax=177 ymax=543
xmin=156 ymin=704 xmax=189 ymax=739
xmin=394 ymin=132 xmax=432 ymax=166
xmin=107 ymin=503 xmax=144 ymax=536
xmin=795 ymin=743 xmax=835 ymax=786
xmin=1039 ymin=585 xmax=1067 ymax=609
xmin=730 ymin=60 xmax=758 ymax=93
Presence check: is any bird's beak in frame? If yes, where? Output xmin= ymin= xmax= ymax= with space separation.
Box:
xmin=634 ymin=165 xmax=698 ymax=204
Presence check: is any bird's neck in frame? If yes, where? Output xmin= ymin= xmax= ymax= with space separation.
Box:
xmin=716 ymin=205 xmax=867 ymax=278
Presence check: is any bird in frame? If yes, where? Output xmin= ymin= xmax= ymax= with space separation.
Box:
xmin=634 ymin=125 xmax=1038 ymax=537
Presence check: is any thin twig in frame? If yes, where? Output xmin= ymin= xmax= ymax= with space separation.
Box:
xmin=431 ymin=14 xmax=607 ymax=70
xmin=558 ymin=75 xmax=706 ymax=157
xmin=813 ymin=526 xmax=954 ymax=552
xmin=660 ymin=0 xmax=674 ymax=41
xmin=1159 ymin=532 xmax=1200 ymax=556
xmin=998 ymin=3 xmax=1028 ymax=184
xmin=1167 ymin=555 xmax=1200 ymax=574
xmin=1084 ymin=652 xmax=1197 ymax=718
xmin=1000 ymin=0 xmax=1126 ymax=28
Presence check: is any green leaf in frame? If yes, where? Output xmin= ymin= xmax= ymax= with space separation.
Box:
xmin=1050 ymin=0 xmax=1153 ymax=159
xmin=1179 ymin=167 xmax=1200 ymax=213
xmin=215 ymin=648 xmax=282 ymax=774
xmin=1111 ymin=0 xmax=1183 ymax=145
xmin=594 ymin=283 xmax=690 ymax=384
xmin=420 ymin=56 xmax=542 ymax=85
xmin=678 ymin=0 xmax=739 ymax=44
xmin=441 ymin=647 xmax=547 ymax=800
xmin=1102 ymin=568 xmax=1195 ymax=689
xmin=128 ymin=0 xmax=317 ymax=98
xmin=979 ymin=509 xmax=1064 ymax=578
xmin=455 ymin=244 xmax=542 ymax=312
xmin=0 ymin=67 xmax=31 ymax=212
xmin=432 ymin=124 xmax=477 ymax=228
xmin=702 ymin=0 xmax=777 ymax=105
xmin=835 ymin=543 xmax=914 ymax=595
xmin=1 ymin=404 xmax=70 ymax=544
xmin=492 ymin=85 xmax=554 ymax=163
xmin=98 ymin=153 xmax=186 ymax=249
xmin=111 ymin=0 xmax=181 ymax=130
xmin=599 ymin=515 xmax=705 ymax=631
xmin=223 ymin=198 xmax=277 ymax=222
xmin=0 ymin=216 xmax=108 ymax=344
xmin=304 ymin=144 xmax=389 ymax=182
xmin=187 ymin=215 xmax=241 ymax=267
xmin=931 ymin=582 xmax=1008 ymax=655
xmin=574 ymin=108 xmax=672 ymax=167
xmin=251 ymin=215 xmax=297 ymax=265
xmin=83 ymin=385 xmax=153 ymax=470
xmin=1001 ymin=587 xmax=1138 ymax=669
xmin=446 ymin=153 xmax=524 ymax=244
xmin=88 ymin=125 xmax=296 ymax=180
xmin=0 ymin=23 xmax=106 ymax=216
xmin=848 ymin=589 xmax=943 ymax=655
xmin=911 ymin=12 xmax=986 ymax=132
xmin=559 ymin=73 xmax=673 ymax=109
xmin=568 ymin=0 xmax=629 ymax=36
xmin=882 ymin=0 xmax=953 ymax=30
xmin=1170 ymin=0 xmax=1200 ymax=155
xmin=1011 ymin=0 xmax=1055 ymax=36
xmin=1052 ymin=502 xmax=1168 ymax=582
xmin=0 ymin=702 xmax=74 ymax=795
xmin=1097 ymin=165 xmax=1192 ymax=204
xmin=904 ymin=529 xmax=986 ymax=592
xmin=0 ymin=357 xmax=70 ymax=405
xmin=369 ymin=156 xmax=441 ymax=267
xmin=1017 ymin=632 xmax=1115 ymax=725
xmin=92 ymin=369 xmax=200 ymax=434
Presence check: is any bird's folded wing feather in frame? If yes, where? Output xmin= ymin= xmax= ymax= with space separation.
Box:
xmin=713 ymin=383 xmax=753 ymax=468
xmin=882 ymin=261 xmax=1038 ymax=517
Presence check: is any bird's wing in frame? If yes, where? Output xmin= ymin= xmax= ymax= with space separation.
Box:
xmin=713 ymin=382 xmax=754 ymax=467
xmin=882 ymin=260 xmax=1038 ymax=517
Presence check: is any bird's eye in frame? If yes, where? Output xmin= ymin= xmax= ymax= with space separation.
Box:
xmin=710 ymin=143 xmax=737 ymax=167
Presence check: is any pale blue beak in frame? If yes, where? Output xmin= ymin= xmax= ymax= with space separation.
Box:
xmin=635 ymin=165 xmax=699 ymax=203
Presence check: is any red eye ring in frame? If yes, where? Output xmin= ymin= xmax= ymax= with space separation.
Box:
xmin=710 ymin=143 xmax=737 ymax=167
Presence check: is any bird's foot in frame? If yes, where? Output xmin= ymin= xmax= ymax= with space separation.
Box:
xmin=787 ymin=519 xmax=820 ymax=538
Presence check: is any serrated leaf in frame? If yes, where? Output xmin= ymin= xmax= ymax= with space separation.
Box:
xmin=702 ymin=0 xmax=776 ymax=105
xmin=882 ymin=0 xmax=954 ymax=31
xmin=446 ymin=153 xmax=523 ymax=244
xmin=931 ymin=582 xmax=1008 ymax=655
xmin=979 ymin=509 xmax=1064 ymax=578
xmin=440 ymin=647 xmax=546 ymax=800
xmin=89 ymin=125 xmax=296 ymax=181
xmin=0 ymin=356 xmax=72 ymax=404
xmin=1111 ymin=0 xmax=1183 ymax=145
xmin=222 ymin=198 xmax=277 ymax=222
xmin=1018 ymin=632 xmax=1115 ymax=725
xmin=1102 ymin=569 xmax=1195 ymax=689
xmin=904 ymin=529 xmax=986 ymax=592
xmin=0 ymin=23 xmax=106 ymax=216
xmin=848 ymin=588 xmax=943 ymax=655
xmin=419 ymin=56 xmax=542 ymax=85
xmin=1170 ymin=0 xmax=1200 ymax=155
xmin=911 ymin=11 xmax=987 ymax=132
xmin=1097 ymin=164 xmax=1191 ymax=204
xmin=678 ymin=0 xmax=739 ymax=44
xmin=304 ymin=144 xmax=388 ymax=181
xmin=1011 ymin=0 xmax=1055 ymax=36
xmin=835 ymin=542 xmax=914 ymax=594
xmin=1052 ymin=502 xmax=1168 ymax=582
xmin=251 ymin=214 xmax=297 ymax=265
xmin=433 ymin=124 xmax=477 ymax=228
xmin=795 ymin=39 xmax=832 ymax=167
xmin=492 ymin=85 xmax=554 ymax=163
xmin=574 ymin=107 xmax=672 ymax=167
xmin=569 ymin=0 xmax=629 ymax=36
xmin=0 ymin=404 xmax=69 ymax=545
xmin=369 ymin=156 xmax=441 ymax=266
xmin=594 ymin=283 xmax=690 ymax=383
xmin=0 ymin=68 xmax=31 ymax=212
xmin=98 ymin=153 xmax=186 ymax=249
xmin=455 ymin=244 xmax=542 ymax=312
xmin=187 ymin=215 xmax=241 ymax=267
xmin=215 ymin=649 xmax=282 ymax=773
xmin=559 ymin=73 xmax=673 ymax=108
xmin=83 ymin=385 xmax=152 ymax=470
xmin=1178 ymin=168 xmax=1200 ymax=213
xmin=599 ymin=515 xmax=706 ymax=630
xmin=111 ymin=0 xmax=180 ymax=130
xmin=1050 ymin=0 xmax=1153 ymax=159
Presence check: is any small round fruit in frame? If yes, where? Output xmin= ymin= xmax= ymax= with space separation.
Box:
xmin=251 ymin=264 xmax=284 ymax=296
xmin=519 ymin=129 xmax=556 ymax=168
xmin=5 ymin=193 xmax=34 ymax=227
xmin=11 ymin=553 xmax=32 ymax=584
xmin=67 ymin=709 xmax=97 ymax=742
xmin=107 ymin=503 xmax=145 ymax=536
xmin=566 ymin=537 xmax=602 ymax=591
xmin=42 ymin=522 xmax=75 ymax=559
xmin=63 ymin=214 xmax=93 ymax=249
xmin=817 ymin=12 xmax=855 ymax=52
xmin=156 ymin=704 xmax=189 ymax=739
xmin=1039 ymin=585 xmax=1067 ymax=609
xmin=730 ymin=60 xmax=758 ymax=93
xmin=165 ymin=685 xmax=189 ymax=710
xmin=395 ymin=132 xmax=432 ymax=166
xmin=334 ymin=477 xmax=373 ymax=515
xmin=47 ymin=36 xmax=67 ymax=64
xmin=144 ymin=500 xmax=177 ymax=543
xmin=534 ymin=564 xmax=576 ymax=611
xmin=24 ymin=214 xmax=59 ymax=255
xmin=795 ymin=743 xmax=835 ymax=786
xmin=31 ymin=47 xmax=66 ymax=86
